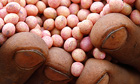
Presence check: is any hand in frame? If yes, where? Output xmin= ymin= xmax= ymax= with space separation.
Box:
xmin=26 ymin=13 xmax=140 ymax=84
xmin=75 ymin=0 xmax=140 ymax=83
xmin=0 ymin=32 xmax=73 ymax=84
xmin=75 ymin=13 xmax=140 ymax=84
xmin=25 ymin=47 xmax=74 ymax=84
xmin=0 ymin=32 xmax=48 ymax=84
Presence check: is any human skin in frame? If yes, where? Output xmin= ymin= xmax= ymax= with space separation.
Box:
xmin=0 ymin=32 xmax=48 ymax=84
xmin=25 ymin=47 xmax=73 ymax=84
xmin=76 ymin=58 xmax=140 ymax=84
xmin=0 ymin=32 xmax=74 ymax=84
xmin=90 ymin=13 xmax=140 ymax=72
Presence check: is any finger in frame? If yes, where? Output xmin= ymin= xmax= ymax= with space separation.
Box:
xmin=76 ymin=58 xmax=140 ymax=84
xmin=0 ymin=32 xmax=48 ymax=84
xmin=90 ymin=13 xmax=140 ymax=71
xmin=135 ymin=0 xmax=140 ymax=11
xmin=25 ymin=47 xmax=73 ymax=84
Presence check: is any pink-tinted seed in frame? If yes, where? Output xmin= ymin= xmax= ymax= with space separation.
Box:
xmin=42 ymin=36 xmax=53 ymax=48
xmin=78 ymin=20 xmax=93 ymax=35
xmin=55 ymin=15 xmax=67 ymax=30
xmin=6 ymin=2 xmax=21 ymax=13
xmin=100 ymin=11 xmax=105 ymax=17
xmin=120 ymin=2 xmax=132 ymax=15
xmin=80 ymin=36 xmax=93 ymax=52
xmin=19 ymin=0 xmax=26 ymax=7
xmin=72 ymin=26 xmax=83 ymax=40
xmin=52 ymin=34 xmax=64 ymax=47
xmin=60 ymin=26 xmax=72 ymax=40
xmin=25 ymin=4 xmax=38 ymax=16
xmin=130 ymin=10 xmax=140 ymax=25
xmin=30 ymin=28 xmax=42 ymax=37
xmin=16 ymin=21 xmax=29 ymax=32
xmin=67 ymin=14 xmax=79 ymax=28
xmin=64 ymin=37 xmax=77 ymax=52
xmin=93 ymin=48 xmax=106 ymax=59
xmin=25 ymin=16 xmax=38 ymax=29
xmin=43 ymin=7 xmax=57 ymax=19
xmin=69 ymin=3 xmax=79 ymax=15
xmin=71 ymin=62 xmax=84 ymax=77
xmin=57 ymin=6 xmax=70 ymax=17
xmin=36 ymin=1 xmax=46 ymax=14
xmin=60 ymin=0 xmax=71 ymax=7
xmin=109 ymin=0 xmax=124 ymax=13
xmin=86 ymin=13 xmax=101 ymax=24
xmin=81 ymin=0 xmax=92 ymax=9
xmin=48 ymin=0 xmax=61 ymax=8
xmin=90 ymin=1 xmax=104 ymax=13
xmin=0 ymin=8 xmax=8 ymax=19
xmin=101 ymin=4 xmax=111 ymax=16
xmin=18 ymin=7 xmax=27 ymax=21
xmin=2 ymin=23 xmax=15 ymax=37
xmin=72 ymin=48 xmax=86 ymax=62
xmin=77 ymin=9 xmax=90 ymax=21
xmin=4 ymin=13 xmax=19 ymax=25
xmin=43 ymin=19 xmax=55 ymax=31
xmin=42 ymin=30 xmax=51 ymax=37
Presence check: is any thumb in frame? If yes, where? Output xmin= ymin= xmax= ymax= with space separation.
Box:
xmin=76 ymin=58 xmax=140 ymax=84
xmin=0 ymin=32 xmax=48 ymax=84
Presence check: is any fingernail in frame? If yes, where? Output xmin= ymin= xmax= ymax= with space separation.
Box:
xmin=101 ymin=26 xmax=127 ymax=50
xmin=97 ymin=73 xmax=109 ymax=84
xmin=14 ymin=49 xmax=45 ymax=70
xmin=44 ymin=66 xmax=70 ymax=81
